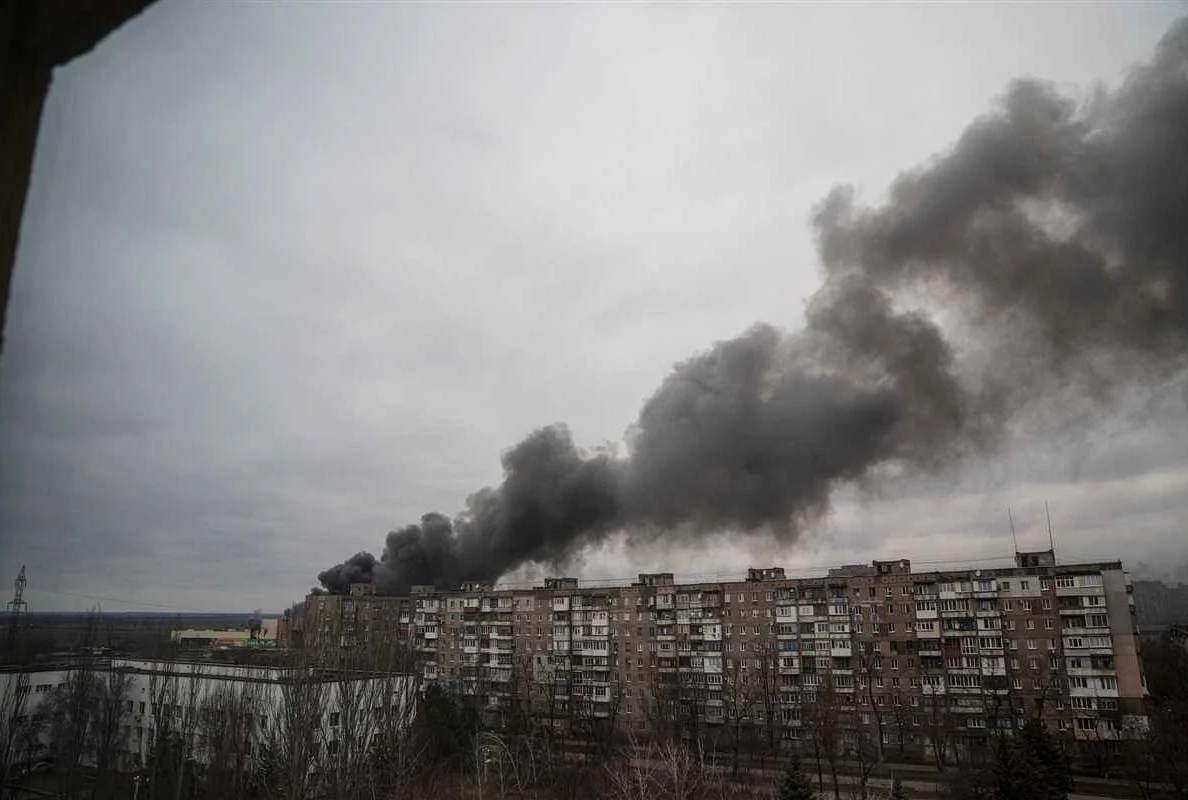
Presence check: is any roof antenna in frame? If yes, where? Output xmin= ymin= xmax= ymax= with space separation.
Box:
xmin=1045 ymin=501 xmax=1056 ymax=561
xmin=1008 ymin=507 xmax=1019 ymax=554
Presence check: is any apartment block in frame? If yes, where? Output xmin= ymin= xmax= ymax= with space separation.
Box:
xmin=0 ymin=658 xmax=416 ymax=773
xmin=304 ymin=550 xmax=1147 ymax=759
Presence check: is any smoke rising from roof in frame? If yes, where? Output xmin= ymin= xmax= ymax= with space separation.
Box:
xmin=318 ymin=17 xmax=1188 ymax=595
xmin=316 ymin=551 xmax=378 ymax=593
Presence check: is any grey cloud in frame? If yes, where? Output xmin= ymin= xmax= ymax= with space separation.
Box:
xmin=3 ymin=2 xmax=1185 ymax=611
xmin=316 ymin=16 xmax=1188 ymax=594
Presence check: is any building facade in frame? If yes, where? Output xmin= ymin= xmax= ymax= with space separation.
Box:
xmin=305 ymin=550 xmax=1147 ymax=760
xmin=0 ymin=657 xmax=416 ymax=774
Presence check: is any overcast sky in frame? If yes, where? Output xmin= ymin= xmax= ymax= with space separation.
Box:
xmin=2 ymin=2 xmax=1186 ymax=614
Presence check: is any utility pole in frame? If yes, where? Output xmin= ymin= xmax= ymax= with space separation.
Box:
xmin=5 ymin=565 xmax=27 ymax=653
xmin=2 ymin=566 xmax=30 ymax=789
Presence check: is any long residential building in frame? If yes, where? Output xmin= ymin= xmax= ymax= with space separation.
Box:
xmin=305 ymin=549 xmax=1147 ymax=760
xmin=0 ymin=657 xmax=416 ymax=774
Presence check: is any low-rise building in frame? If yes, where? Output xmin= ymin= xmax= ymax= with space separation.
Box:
xmin=0 ymin=657 xmax=416 ymax=774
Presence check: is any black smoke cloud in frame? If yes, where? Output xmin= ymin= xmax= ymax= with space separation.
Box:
xmin=321 ymin=17 xmax=1188 ymax=595
xmin=317 ymin=551 xmax=378 ymax=593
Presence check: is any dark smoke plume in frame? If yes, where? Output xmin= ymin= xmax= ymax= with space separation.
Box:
xmin=317 ymin=551 xmax=378 ymax=593
xmin=320 ymin=18 xmax=1188 ymax=595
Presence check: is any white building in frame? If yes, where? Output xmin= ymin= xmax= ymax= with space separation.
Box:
xmin=1 ymin=658 xmax=416 ymax=774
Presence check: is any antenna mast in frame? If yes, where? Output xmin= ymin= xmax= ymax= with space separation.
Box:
xmin=1008 ymin=507 xmax=1019 ymax=554
xmin=1045 ymin=501 xmax=1056 ymax=560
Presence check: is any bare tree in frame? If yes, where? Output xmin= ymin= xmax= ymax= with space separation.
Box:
xmin=49 ymin=611 xmax=105 ymax=799
xmin=368 ymin=665 xmax=425 ymax=800
xmin=255 ymin=660 xmax=328 ymax=800
xmin=144 ymin=658 xmax=182 ymax=799
xmin=644 ymin=669 xmax=684 ymax=745
xmin=802 ymin=673 xmax=844 ymax=800
xmin=0 ymin=669 xmax=38 ymax=787
xmin=852 ymin=641 xmax=887 ymax=800
xmin=720 ymin=654 xmax=761 ymax=780
xmin=90 ymin=663 xmax=133 ymax=800
xmin=170 ymin=662 xmax=205 ymax=800
xmin=197 ymin=677 xmax=261 ymax=800
xmin=323 ymin=637 xmax=401 ymax=800
xmin=603 ymin=734 xmax=710 ymax=800
xmin=1120 ymin=634 xmax=1188 ymax=800
xmin=754 ymin=640 xmax=782 ymax=767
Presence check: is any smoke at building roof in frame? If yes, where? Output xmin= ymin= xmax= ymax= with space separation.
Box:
xmin=319 ymin=17 xmax=1188 ymax=595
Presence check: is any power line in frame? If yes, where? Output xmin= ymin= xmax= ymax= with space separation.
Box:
xmin=25 ymin=587 xmax=243 ymax=615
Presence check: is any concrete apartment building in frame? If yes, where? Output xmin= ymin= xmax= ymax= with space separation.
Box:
xmin=305 ymin=549 xmax=1146 ymax=760
xmin=0 ymin=657 xmax=416 ymax=774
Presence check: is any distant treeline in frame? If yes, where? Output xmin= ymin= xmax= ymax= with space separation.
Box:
xmin=3 ymin=612 xmax=251 ymax=662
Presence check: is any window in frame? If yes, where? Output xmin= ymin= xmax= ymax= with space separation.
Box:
xmin=1027 ymin=639 xmax=1037 ymax=650
xmin=1026 ymin=619 xmax=1035 ymax=630
xmin=1003 ymin=599 xmax=1013 ymax=611
xmin=1001 ymin=581 xmax=1011 ymax=591
xmin=1056 ymin=576 xmax=1076 ymax=588
xmin=1066 ymin=637 xmax=1084 ymax=649
xmin=1069 ymin=676 xmax=1089 ymax=689
xmin=1021 ymin=599 xmax=1033 ymax=611
xmin=1044 ymin=618 xmax=1054 ymax=630
xmin=1100 ymin=676 xmax=1117 ymax=690
xmin=1041 ymin=598 xmax=1052 ymax=610
xmin=1020 ymin=581 xmax=1030 ymax=590
xmin=1083 ymin=575 xmax=1102 ymax=587
xmin=1076 ymin=718 xmax=1097 ymax=731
